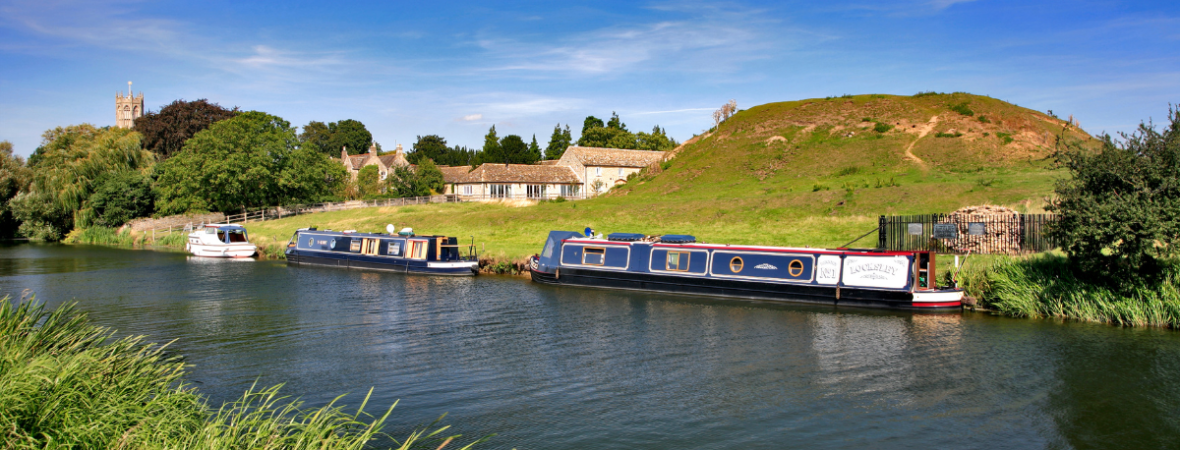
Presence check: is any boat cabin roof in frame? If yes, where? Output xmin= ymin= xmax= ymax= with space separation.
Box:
xmin=297 ymin=229 xmax=448 ymax=239
xmin=561 ymin=233 xmax=913 ymax=256
xmin=205 ymin=223 xmax=247 ymax=232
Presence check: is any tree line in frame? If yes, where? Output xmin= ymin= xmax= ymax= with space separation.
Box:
xmin=0 ymin=99 xmax=680 ymax=242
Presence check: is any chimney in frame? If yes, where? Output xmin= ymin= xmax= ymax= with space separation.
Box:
xmin=369 ymin=143 xmax=376 ymax=156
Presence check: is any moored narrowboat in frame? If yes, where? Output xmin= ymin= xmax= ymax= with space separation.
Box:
xmin=529 ymin=231 xmax=962 ymax=310
xmin=285 ymin=227 xmax=479 ymax=276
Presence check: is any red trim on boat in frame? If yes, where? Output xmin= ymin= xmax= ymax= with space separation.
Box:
xmin=910 ymin=301 xmax=961 ymax=308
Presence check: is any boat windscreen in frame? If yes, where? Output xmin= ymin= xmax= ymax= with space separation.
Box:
xmin=227 ymin=230 xmax=248 ymax=243
xmin=539 ymin=231 xmax=582 ymax=268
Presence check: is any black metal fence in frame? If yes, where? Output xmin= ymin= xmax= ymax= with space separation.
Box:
xmin=877 ymin=213 xmax=1057 ymax=254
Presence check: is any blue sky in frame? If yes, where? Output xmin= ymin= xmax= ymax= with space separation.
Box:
xmin=1 ymin=0 xmax=1177 ymax=157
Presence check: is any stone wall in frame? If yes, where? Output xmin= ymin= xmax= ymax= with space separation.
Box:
xmin=122 ymin=212 xmax=226 ymax=233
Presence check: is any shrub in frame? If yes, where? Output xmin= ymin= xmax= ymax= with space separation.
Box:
xmin=949 ymin=102 xmax=975 ymax=116
xmin=978 ymin=115 xmax=991 ymax=123
xmin=873 ymin=122 xmax=893 ymax=133
xmin=89 ymin=171 xmax=155 ymax=228
xmin=1048 ymin=105 xmax=1180 ymax=278
xmin=660 ymin=160 xmax=673 ymax=171
xmin=995 ymin=132 xmax=1014 ymax=145
xmin=935 ymin=132 xmax=963 ymax=138
xmin=834 ymin=166 xmax=860 ymax=177
xmin=811 ymin=183 xmax=829 ymax=192
xmin=861 ymin=117 xmax=873 ymax=122
xmin=554 ymin=196 xmax=567 ymax=203
xmin=913 ymin=91 xmax=943 ymax=97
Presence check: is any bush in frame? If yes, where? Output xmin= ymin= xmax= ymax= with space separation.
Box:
xmin=996 ymin=132 xmax=1014 ymax=145
xmin=935 ymin=132 xmax=963 ymax=138
xmin=873 ymin=122 xmax=893 ymax=133
xmin=949 ymin=102 xmax=975 ymax=116
xmin=1048 ymin=105 xmax=1180 ymax=278
xmin=978 ymin=115 xmax=991 ymax=123
xmin=89 ymin=171 xmax=155 ymax=228
xmin=834 ymin=166 xmax=860 ymax=177
xmin=913 ymin=91 xmax=943 ymax=97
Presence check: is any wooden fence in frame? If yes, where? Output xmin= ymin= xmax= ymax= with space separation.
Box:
xmin=878 ymin=213 xmax=1058 ymax=255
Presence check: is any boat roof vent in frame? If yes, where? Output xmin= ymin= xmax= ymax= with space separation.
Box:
xmin=607 ymin=233 xmax=645 ymax=241
xmin=660 ymin=234 xmax=696 ymax=243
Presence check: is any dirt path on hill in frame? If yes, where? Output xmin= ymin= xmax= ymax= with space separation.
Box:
xmin=904 ymin=115 xmax=939 ymax=166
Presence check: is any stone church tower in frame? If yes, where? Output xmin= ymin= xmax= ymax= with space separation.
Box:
xmin=115 ymin=81 xmax=144 ymax=129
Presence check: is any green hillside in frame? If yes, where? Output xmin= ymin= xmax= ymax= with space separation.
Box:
xmin=227 ymin=93 xmax=1095 ymax=261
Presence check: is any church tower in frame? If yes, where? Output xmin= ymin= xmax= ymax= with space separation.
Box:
xmin=116 ymin=81 xmax=144 ymax=129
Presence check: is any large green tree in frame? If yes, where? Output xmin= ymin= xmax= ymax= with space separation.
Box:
xmin=545 ymin=124 xmax=572 ymax=160
xmin=88 ymin=171 xmax=154 ymax=228
xmin=15 ymin=125 xmax=154 ymax=240
xmin=1048 ymin=106 xmax=1180 ymax=277
xmin=133 ymin=99 xmax=238 ymax=160
xmin=154 ymin=111 xmax=348 ymax=215
xmin=498 ymin=135 xmax=528 ymax=164
xmin=409 ymin=135 xmax=449 ymax=165
xmin=527 ymin=135 xmax=542 ymax=163
xmin=300 ymin=119 xmax=374 ymax=156
xmin=0 ymin=141 xmax=30 ymax=238
xmin=576 ymin=113 xmax=677 ymax=151
xmin=481 ymin=126 xmax=503 ymax=163
xmin=356 ymin=165 xmax=382 ymax=197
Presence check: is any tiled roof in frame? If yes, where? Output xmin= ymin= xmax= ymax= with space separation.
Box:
xmin=452 ymin=164 xmax=579 ymax=184
xmin=378 ymin=153 xmax=409 ymax=168
xmin=564 ymin=146 xmax=666 ymax=167
xmin=438 ymin=166 xmax=474 ymax=183
xmin=347 ymin=155 xmax=367 ymax=170
xmin=538 ymin=160 xmax=560 ymax=165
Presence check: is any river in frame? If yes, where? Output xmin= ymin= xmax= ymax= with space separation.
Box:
xmin=2 ymin=243 xmax=1178 ymax=449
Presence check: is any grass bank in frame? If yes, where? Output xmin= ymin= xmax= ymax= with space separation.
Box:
xmin=0 ymin=299 xmax=488 ymax=449
xmin=959 ymin=254 xmax=1180 ymax=328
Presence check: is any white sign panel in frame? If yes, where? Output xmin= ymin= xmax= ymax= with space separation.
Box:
xmin=842 ymin=256 xmax=910 ymax=289
xmin=816 ymin=255 xmax=841 ymax=285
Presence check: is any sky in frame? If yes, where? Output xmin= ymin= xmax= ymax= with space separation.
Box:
xmin=0 ymin=0 xmax=1177 ymax=157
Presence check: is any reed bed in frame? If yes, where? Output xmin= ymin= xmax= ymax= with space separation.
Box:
xmin=962 ymin=254 xmax=1180 ymax=328
xmin=0 ymin=299 xmax=487 ymax=449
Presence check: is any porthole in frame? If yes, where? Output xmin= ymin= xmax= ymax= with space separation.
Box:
xmin=730 ymin=256 xmax=744 ymax=273
xmin=788 ymin=259 xmax=804 ymax=277
xmin=306 ymin=237 xmax=314 ymax=247
xmin=330 ymin=238 xmax=336 ymax=248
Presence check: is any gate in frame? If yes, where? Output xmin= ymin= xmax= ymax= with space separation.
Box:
xmin=877 ymin=214 xmax=1057 ymax=254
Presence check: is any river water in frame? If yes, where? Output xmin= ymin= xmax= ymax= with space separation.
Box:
xmin=2 ymin=243 xmax=1178 ymax=449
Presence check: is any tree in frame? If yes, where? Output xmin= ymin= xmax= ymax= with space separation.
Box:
xmin=712 ymin=99 xmax=738 ymax=129
xmin=299 ymin=121 xmax=333 ymax=155
xmin=1048 ymin=106 xmax=1180 ymax=278
xmin=482 ymin=126 xmax=503 ymax=163
xmin=635 ymin=125 xmax=678 ymax=151
xmin=154 ymin=111 xmax=348 ymax=215
xmin=578 ymin=126 xmax=635 ymax=148
xmin=0 ymin=141 xmax=30 ymax=238
xmin=356 ymin=165 xmax=382 ymax=197
xmin=88 ymin=171 xmax=154 ymax=228
xmin=545 ymin=124 xmax=572 ymax=160
xmin=16 ymin=125 xmax=153 ymax=239
xmin=499 ymin=135 xmax=528 ymax=164
xmin=134 ymin=99 xmax=238 ymax=160
xmin=299 ymin=119 xmax=374 ymax=156
xmin=582 ymin=116 xmax=604 ymax=136
xmin=528 ymin=134 xmax=543 ymax=163
xmin=327 ymin=119 xmax=373 ymax=156
xmin=416 ymin=158 xmax=445 ymax=194
xmin=409 ymin=135 xmax=449 ymax=165
xmin=606 ymin=111 xmax=626 ymax=131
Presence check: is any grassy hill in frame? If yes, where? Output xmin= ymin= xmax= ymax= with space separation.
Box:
xmin=205 ymin=93 xmax=1095 ymax=261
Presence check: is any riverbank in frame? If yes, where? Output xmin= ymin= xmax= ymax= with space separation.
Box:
xmin=0 ymin=298 xmax=487 ymax=449
xmin=959 ymin=254 xmax=1180 ymax=328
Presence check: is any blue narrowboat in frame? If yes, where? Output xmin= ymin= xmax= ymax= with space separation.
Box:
xmin=529 ymin=231 xmax=963 ymax=310
xmin=286 ymin=228 xmax=479 ymax=276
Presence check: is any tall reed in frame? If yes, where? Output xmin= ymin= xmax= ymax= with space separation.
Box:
xmin=963 ymin=254 xmax=1180 ymax=328
xmin=0 ymin=298 xmax=487 ymax=449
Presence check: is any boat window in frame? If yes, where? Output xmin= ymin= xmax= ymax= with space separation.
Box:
xmin=217 ymin=231 xmax=226 ymax=242
xmin=788 ymin=259 xmax=804 ymax=277
xmin=666 ymin=251 xmax=690 ymax=271
xmin=730 ymin=256 xmax=744 ymax=273
xmin=410 ymin=241 xmax=428 ymax=259
xmin=227 ymin=230 xmax=248 ymax=243
xmin=583 ymin=247 xmax=605 ymax=265
xmin=362 ymin=239 xmax=380 ymax=256
xmin=350 ymin=240 xmax=361 ymax=252
xmin=329 ymin=239 xmax=336 ymax=249
xmin=306 ymin=237 xmax=315 ymax=247
xmin=388 ymin=241 xmax=402 ymax=256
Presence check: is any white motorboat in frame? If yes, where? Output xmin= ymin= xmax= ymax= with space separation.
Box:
xmin=186 ymin=223 xmax=257 ymax=258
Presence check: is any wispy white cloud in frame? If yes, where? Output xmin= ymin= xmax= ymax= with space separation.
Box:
xmin=460 ymin=113 xmax=483 ymax=121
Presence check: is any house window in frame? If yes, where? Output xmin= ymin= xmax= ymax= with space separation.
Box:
xmin=462 ymin=185 xmax=473 ymax=195
xmin=527 ymin=185 xmax=545 ymax=199
xmin=490 ymin=184 xmax=511 ymax=198
xmin=618 ymin=168 xmax=624 ymax=177
xmin=380 ymin=171 xmax=387 ymax=181
xmin=595 ymin=167 xmax=602 ymax=176
xmin=583 ymin=247 xmax=605 ymax=265
xmin=560 ymin=185 xmax=579 ymax=197
xmin=666 ymin=251 xmax=690 ymax=271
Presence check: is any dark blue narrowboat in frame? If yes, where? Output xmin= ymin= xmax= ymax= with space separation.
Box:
xmin=529 ymin=231 xmax=963 ymax=310
xmin=286 ymin=228 xmax=479 ymax=276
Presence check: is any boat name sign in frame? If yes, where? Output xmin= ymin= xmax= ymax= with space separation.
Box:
xmin=842 ymin=256 xmax=909 ymax=289
xmin=816 ymin=255 xmax=841 ymax=285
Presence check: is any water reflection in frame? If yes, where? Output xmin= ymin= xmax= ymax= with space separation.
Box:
xmin=2 ymin=244 xmax=1180 ymax=449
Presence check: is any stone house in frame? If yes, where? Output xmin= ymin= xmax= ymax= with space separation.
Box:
xmin=441 ymin=164 xmax=582 ymax=199
xmin=341 ymin=143 xmax=410 ymax=180
xmin=555 ymin=146 xmax=667 ymax=194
